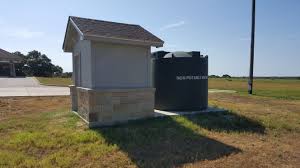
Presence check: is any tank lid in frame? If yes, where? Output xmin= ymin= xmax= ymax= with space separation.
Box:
xmin=164 ymin=51 xmax=200 ymax=58
xmin=152 ymin=51 xmax=206 ymax=59
xmin=151 ymin=51 xmax=170 ymax=59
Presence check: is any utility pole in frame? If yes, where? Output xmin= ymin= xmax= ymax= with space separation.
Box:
xmin=248 ymin=0 xmax=256 ymax=94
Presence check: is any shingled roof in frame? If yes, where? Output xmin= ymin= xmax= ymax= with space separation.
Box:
xmin=0 ymin=48 xmax=22 ymax=62
xmin=63 ymin=16 xmax=164 ymax=52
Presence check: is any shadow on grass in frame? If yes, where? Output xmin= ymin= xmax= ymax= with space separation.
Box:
xmin=183 ymin=111 xmax=265 ymax=134
xmin=92 ymin=116 xmax=241 ymax=168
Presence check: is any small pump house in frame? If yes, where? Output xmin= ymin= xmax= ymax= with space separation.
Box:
xmin=63 ymin=16 xmax=164 ymax=127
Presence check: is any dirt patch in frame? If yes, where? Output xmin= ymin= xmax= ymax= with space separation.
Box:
xmin=0 ymin=96 xmax=70 ymax=120
xmin=182 ymin=133 xmax=300 ymax=168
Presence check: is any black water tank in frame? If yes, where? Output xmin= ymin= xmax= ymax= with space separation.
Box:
xmin=152 ymin=51 xmax=208 ymax=111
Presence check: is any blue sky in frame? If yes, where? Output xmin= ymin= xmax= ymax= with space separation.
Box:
xmin=0 ymin=0 xmax=299 ymax=76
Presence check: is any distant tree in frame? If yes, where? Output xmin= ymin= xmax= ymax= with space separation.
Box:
xmin=13 ymin=51 xmax=26 ymax=76
xmin=222 ymin=74 xmax=231 ymax=78
xmin=209 ymin=75 xmax=220 ymax=78
xmin=52 ymin=65 xmax=63 ymax=76
xmin=13 ymin=50 xmax=63 ymax=77
xmin=61 ymin=72 xmax=72 ymax=78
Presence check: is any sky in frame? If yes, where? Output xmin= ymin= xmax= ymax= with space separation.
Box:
xmin=0 ymin=0 xmax=299 ymax=76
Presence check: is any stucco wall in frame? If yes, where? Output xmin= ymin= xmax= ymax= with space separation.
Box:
xmin=72 ymin=40 xmax=93 ymax=88
xmin=91 ymin=42 xmax=151 ymax=89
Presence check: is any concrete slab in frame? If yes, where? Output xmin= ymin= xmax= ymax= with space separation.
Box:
xmin=73 ymin=107 xmax=227 ymax=128
xmin=0 ymin=77 xmax=40 ymax=87
xmin=154 ymin=107 xmax=226 ymax=117
xmin=0 ymin=87 xmax=70 ymax=97
xmin=0 ymin=77 xmax=70 ymax=97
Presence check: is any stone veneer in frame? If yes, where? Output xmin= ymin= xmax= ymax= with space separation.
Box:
xmin=69 ymin=85 xmax=78 ymax=111
xmin=70 ymin=86 xmax=155 ymax=127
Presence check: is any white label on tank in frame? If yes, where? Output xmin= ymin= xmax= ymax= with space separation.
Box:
xmin=176 ymin=76 xmax=208 ymax=80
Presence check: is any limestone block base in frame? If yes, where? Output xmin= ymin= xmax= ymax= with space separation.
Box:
xmin=69 ymin=85 xmax=78 ymax=111
xmin=70 ymin=87 xmax=155 ymax=127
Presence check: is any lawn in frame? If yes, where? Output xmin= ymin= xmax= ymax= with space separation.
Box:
xmin=209 ymin=78 xmax=300 ymax=100
xmin=0 ymin=94 xmax=299 ymax=167
xmin=35 ymin=77 xmax=300 ymax=99
xmin=35 ymin=77 xmax=73 ymax=87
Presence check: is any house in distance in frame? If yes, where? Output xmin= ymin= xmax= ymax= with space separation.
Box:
xmin=63 ymin=16 xmax=164 ymax=127
xmin=0 ymin=48 xmax=22 ymax=77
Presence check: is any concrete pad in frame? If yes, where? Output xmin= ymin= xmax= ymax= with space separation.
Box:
xmin=0 ymin=87 xmax=70 ymax=97
xmin=0 ymin=77 xmax=40 ymax=87
xmin=74 ymin=107 xmax=227 ymax=128
xmin=154 ymin=107 xmax=227 ymax=117
xmin=0 ymin=77 xmax=70 ymax=97
xmin=0 ymin=88 xmax=28 ymax=96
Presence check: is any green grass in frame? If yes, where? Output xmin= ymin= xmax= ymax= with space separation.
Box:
xmin=1 ymin=106 xmax=299 ymax=167
xmin=1 ymin=94 xmax=299 ymax=167
xmin=0 ymin=111 xmax=118 ymax=167
xmin=36 ymin=77 xmax=73 ymax=86
xmin=209 ymin=78 xmax=300 ymax=100
xmin=36 ymin=77 xmax=300 ymax=99
xmin=0 ymin=109 xmax=266 ymax=167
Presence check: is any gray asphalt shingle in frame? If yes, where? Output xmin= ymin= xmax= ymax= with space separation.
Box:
xmin=70 ymin=16 xmax=163 ymax=44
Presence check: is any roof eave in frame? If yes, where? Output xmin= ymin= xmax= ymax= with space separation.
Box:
xmin=63 ymin=17 xmax=84 ymax=53
xmin=62 ymin=17 xmax=71 ymax=52
xmin=84 ymin=35 xmax=164 ymax=47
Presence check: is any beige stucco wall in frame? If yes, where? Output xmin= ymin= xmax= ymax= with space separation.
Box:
xmin=91 ymin=42 xmax=152 ymax=89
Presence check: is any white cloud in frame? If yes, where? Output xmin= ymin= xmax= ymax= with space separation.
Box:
xmin=160 ymin=21 xmax=185 ymax=31
xmin=8 ymin=28 xmax=44 ymax=39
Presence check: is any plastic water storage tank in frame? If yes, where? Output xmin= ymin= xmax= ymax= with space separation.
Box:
xmin=152 ymin=51 xmax=208 ymax=111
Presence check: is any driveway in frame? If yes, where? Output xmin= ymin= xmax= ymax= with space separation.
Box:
xmin=0 ymin=77 xmax=70 ymax=97
xmin=0 ymin=77 xmax=40 ymax=87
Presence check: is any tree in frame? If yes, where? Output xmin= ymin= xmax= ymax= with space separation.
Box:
xmin=13 ymin=52 xmax=26 ymax=76
xmin=61 ymin=72 xmax=72 ymax=78
xmin=52 ymin=65 xmax=63 ymax=76
xmin=222 ymin=74 xmax=231 ymax=78
xmin=14 ymin=50 xmax=63 ymax=77
xmin=209 ymin=75 xmax=220 ymax=78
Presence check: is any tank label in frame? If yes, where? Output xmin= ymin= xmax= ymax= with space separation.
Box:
xmin=176 ymin=76 xmax=208 ymax=80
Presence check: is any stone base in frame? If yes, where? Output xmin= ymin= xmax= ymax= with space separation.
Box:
xmin=69 ymin=85 xmax=78 ymax=111
xmin=70 ymin=86 xmax=155 ymax=127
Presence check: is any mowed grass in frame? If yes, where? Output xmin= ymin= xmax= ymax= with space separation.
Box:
xmin=0 ymin=95 xmax=299 ymax=168
xmin=36 ymin=77 xmax=300 ymax=99
xmin=36 ymin=77 xmax=73 ymax=87
xmin=209 ymin=78 xmax=300 ymax=100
